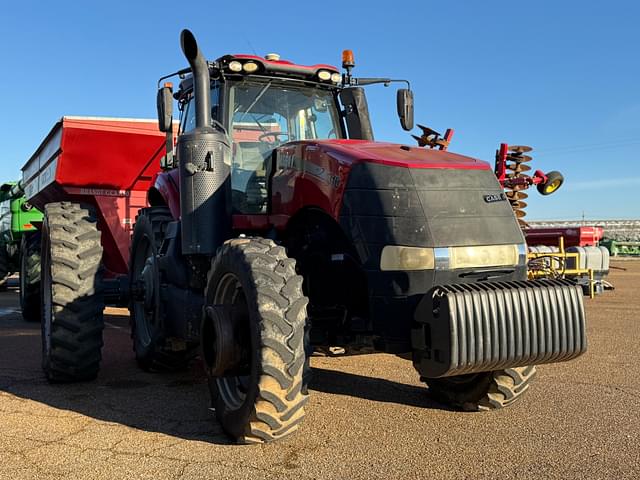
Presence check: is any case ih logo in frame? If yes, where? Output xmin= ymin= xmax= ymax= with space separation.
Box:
xmin=484 ymin=193 xmax=507 ymax=203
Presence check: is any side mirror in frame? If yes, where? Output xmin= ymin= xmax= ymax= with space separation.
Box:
xmin=157 ymin=85 xmax=173 ymax=133
xmin=396 ymin=88 xmax=414 ymax=131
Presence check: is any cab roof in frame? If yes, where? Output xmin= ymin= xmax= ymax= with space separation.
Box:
xmin=218 ymin=54 xmax=339 ymax=78
xmin=177 ymin=53 xmax=341 ymax=97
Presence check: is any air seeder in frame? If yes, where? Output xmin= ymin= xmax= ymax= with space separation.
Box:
xmin=24 ymin=31 xmax=587 ymax=444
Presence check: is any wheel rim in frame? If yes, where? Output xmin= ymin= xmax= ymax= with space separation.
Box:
xmin=213 ymin=272 xmax=252 ymax=411
xmin=131 ymin=233 xmax=158 ymax=348
xmin=544 ymin=179 xmax=561 ymax=194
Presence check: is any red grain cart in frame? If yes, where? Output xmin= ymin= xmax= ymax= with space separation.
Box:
xmin=21 ymin=116 xmax=166 ymax=380
xmin=23 ymin=116 xmax=165 ymax=276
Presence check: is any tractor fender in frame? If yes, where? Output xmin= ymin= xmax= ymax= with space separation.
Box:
xmin=148 ymin=169 xmax=181 ymax=219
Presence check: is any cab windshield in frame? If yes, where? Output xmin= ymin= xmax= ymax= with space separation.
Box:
xmin=228 ymin=80 xmax=342 ymax=214
xmin=229 ymin=80 xmax=342 ymax=144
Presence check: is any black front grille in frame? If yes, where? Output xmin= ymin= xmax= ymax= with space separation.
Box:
xmin=340 ymin=163 xmax=525 ymax=266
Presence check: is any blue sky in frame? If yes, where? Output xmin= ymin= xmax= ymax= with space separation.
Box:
xmin=1 ymin=1 xmax=638 ymax=220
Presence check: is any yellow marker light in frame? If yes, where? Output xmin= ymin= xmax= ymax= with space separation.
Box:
xmin=449 ymin=244 xmax=519 ymax=269
xmin=228 ymin=61 xmax=242 ymax=72
xmin=243 ymin=62 xmax=259 ymax=73
xmin=317 ymin=70 xmax=332 ymax=81
xmin=331 ymin=72 xmax=342 ymax=83
xmin=380 ymin=246 xmax=435 ymax=271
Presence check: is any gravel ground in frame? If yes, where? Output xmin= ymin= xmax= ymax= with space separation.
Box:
xmin=1 ymin=262 xmax=639 ymax=479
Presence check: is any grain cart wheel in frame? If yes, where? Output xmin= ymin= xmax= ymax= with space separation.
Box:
xmin=20 ymin=232 xmax=41 ymax=322
xmin=537 ymin=171 xmax=564 ymax=195
xmin=129 ymin=207 xmax=192 ymax=371
xmin=203 ymin=237 xmax=309 ymax=443
xmin=425 ymin=366 xmax=537 ymax=411
xmin=41 ymin=202 xmax=104 ymax=382
xmin=0 ymin=245 xmax=9 ymax=289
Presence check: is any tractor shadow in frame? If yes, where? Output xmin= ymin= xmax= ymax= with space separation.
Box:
xmin=309 ymin=366 xmax=452 ymax=411
xmin=0 ymin=306 xmax=232 ymax=445
xmin=0 ymin=298 xmax=450 ymax=445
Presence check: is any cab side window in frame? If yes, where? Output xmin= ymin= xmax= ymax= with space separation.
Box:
xmin=181 ymin=85 xmax=220 ymax=133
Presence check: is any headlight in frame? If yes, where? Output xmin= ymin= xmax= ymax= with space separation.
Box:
xmin=449 ymin=244 xmax=520 ymax=269
xmin=331 ymin=72 xmax=342 ymax=83
xmin=228 ymin=61 xmax=242 ymax=72
xmin=380 ymin=246 xmax=435 ymax=271
xmin=380 ymin=244 xmax=522 ymax=271
xmin=243 ymin=62 xmax=259 ymax=73
xmin=317 ymin=70 xmax=332 ymax=81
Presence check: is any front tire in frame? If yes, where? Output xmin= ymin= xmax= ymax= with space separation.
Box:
xmin=20 ymin=232 xmax=41 ymax=322
xmin=425 ymin=366 xmax=537 ymax=411
xmin=204 ymin=237 xmax=309 ymax=443
xmin=41 ymin=202 xmax=104 ymax=382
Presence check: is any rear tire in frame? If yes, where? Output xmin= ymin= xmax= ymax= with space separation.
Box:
xmin=425 ymin=366 xmax=537 ymax=411
xmin=205 ymin=237 xmax=309 ymax=443
xmin=41 ymin=202 xmax=104 ymax=382
xmin=129 ymin=207 xmax=192 ymax=371
xmin=20 ymin=232 xmax=41 ymax=322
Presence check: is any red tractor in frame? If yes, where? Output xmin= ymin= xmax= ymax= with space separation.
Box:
xmin=33 ymin=30 xmax=587 ymax=444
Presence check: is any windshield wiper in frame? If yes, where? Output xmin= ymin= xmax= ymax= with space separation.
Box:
xmin=251 ymin=114 xmax=268 ymax=134
xmin=237 ymin=81 xmax=272 ymax=122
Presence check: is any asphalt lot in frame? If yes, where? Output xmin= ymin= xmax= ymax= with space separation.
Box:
xmin=1 ymin=262 xmax=639 ymax=479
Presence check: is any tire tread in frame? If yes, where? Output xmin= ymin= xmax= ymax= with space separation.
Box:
xmin=42 ymin=202 xmax=104 ymax=382
xmin=208 ymin=237 xmax=309 ymax=443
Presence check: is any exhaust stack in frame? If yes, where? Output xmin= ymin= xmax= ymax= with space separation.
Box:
xmin=177 ymin=29 xmax=230 ymax=256
xmin=180 ymin=30 xmax=211 ymax=130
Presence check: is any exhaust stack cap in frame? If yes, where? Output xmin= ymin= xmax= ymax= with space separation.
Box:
xmin=265 ymin=53 xmax=280 ymax=61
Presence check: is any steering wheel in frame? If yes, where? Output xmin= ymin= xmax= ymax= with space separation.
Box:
xmin=258 ymin=131 xmax=291 ymax=143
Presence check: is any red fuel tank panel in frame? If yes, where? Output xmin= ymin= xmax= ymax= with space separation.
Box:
xmin=524 ymin=226 xmax=605 ymax=247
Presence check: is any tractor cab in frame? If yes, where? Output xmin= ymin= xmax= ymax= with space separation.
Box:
xmin=171 ymin=54 xmax=346 ymax=214
xmin=157 ymin=49 xmax=413 ymax=214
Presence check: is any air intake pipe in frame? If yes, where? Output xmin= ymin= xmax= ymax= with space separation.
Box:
xmin=178 ymin=29 xmax=231 ymax=255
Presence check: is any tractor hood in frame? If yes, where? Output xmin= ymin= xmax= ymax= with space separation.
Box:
xmin=272 ymin=138 xmax=523 ymax=253
xmin=327 ymin=139 xmax=526 ymax=266
xmin=306 ymin=139 xmax=491 ymax=171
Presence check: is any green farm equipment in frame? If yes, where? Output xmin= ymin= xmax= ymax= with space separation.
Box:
xmin=0 ymin=181 xmax=43 ymax=321
xmin=601 ymin=239 xmax=640 ymax=257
